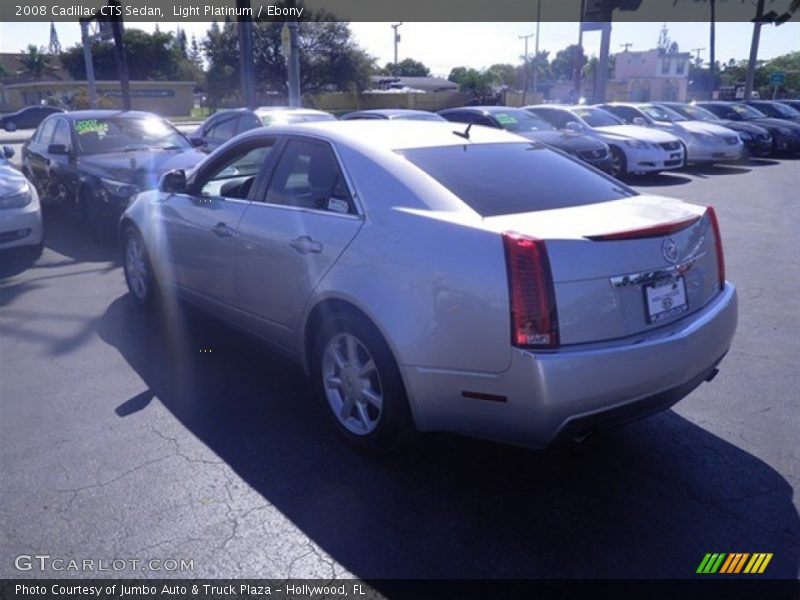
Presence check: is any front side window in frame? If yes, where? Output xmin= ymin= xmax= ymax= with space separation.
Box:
xmin=264 ymin=139 xmax=354 ymax=214
xmin=51 ymin=120 xmax=71 ymax=147
xmin=399 ymin=142 xmax=635 ymax=217
xmin=37 ymin=118 xmax=57 ymax=145
xmin=198 ymin=142 xmax=275 ymax=199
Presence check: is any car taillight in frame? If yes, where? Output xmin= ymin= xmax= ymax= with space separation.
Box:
xmin=706 ymin=206 xmax=725 ymax=291
xmin=502 ymin=232 xmax=559 ymax=349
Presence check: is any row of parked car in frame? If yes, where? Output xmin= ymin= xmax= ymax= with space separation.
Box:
xmin=0 ymin=98 xmax=767 ymax=449
xmin=1 ymin=99 xmax=799 ymax=257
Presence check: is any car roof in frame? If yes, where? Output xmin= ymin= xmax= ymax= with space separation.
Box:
xmin=347 ymin=109 xmax=437 ymax=117
xmin=59 ymin=110 xmax=161 ymax=121
xmin=254 ymin=106 xmax=330 ymax=115
xmin=231 ymin=120 xmax=527 ymax=152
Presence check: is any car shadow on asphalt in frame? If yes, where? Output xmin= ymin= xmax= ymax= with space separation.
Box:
xmin=681 ymin=164 xmax=752 ymax=178
xmin=97 ymin=296 xmax=800 ymax=580
xmin=41 ymin=208 xmax=119 ymax=264
xmin=629 ymin=173 xmax=694 ymax=187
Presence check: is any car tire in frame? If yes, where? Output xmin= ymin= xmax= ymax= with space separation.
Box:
xmin=4 ymin=121 xmax=17 ymax=132
xmin=608 ymin=146 xmax=627 ymax=179
xmin=122 ymin=226 xmax=158 ymax=309
xmin=311 ymin=313 xmax=416 ymax=452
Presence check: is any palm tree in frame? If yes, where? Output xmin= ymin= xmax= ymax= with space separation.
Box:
xmin=16 ymin=45 xmax=56 ymax=80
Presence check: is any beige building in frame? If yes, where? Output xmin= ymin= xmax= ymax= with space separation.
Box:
xmin=610 ymin=48 xmax=691 ymax=102
xmin=1 ymin=52 xmax=194 ymax=116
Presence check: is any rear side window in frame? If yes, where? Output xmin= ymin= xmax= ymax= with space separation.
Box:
xmin=399 ymin=142 xmax=634 ymax=217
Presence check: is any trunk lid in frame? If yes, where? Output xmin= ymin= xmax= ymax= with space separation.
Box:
xmin=484 ymin=195 xmax=722 ymax=345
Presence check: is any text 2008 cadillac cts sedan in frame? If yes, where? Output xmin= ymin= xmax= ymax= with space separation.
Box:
xmin=120 ymin=121 xmax=737 ymax=451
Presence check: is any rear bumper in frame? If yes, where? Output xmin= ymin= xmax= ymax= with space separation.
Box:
xmin=402 ymin=283 xmax=737 ymax=448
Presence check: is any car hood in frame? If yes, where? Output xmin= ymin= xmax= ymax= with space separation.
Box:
xmin=0 ymin=163 xmax=29 ymax=196
xmin=77 ymin=148 xmax=206 ymax=189
xmin=670 ymin=120 xmax=738 ymax=136
xmin=519 ymin=130 xmax=607 ymax=152
xmin=592 ymin=125 xmax=679 ymax=143
xmin=715 ymin=120 xmax=770 ymax=135
xmin=750 ymin=117 xmax=800 ymax=132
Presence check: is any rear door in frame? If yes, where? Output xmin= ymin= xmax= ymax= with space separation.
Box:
xmin=233 ymin=137 xmax=363 ymax=351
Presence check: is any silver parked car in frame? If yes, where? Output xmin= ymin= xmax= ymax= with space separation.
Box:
xmin=597 ymin=103 xmax=743 ymax=163
xmin=120 ymin=121 xmax=737 ymax=451
xmin=525 ymin=104 xmax=685 ymax=178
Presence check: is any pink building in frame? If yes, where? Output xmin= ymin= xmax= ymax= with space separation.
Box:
xmin=612 ymin=48 xmax=691 ymax=102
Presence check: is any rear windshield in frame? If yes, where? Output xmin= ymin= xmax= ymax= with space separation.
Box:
xmin=399 ymin=142 xmax=634 ymax=217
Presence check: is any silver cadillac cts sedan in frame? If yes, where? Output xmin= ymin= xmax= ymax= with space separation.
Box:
xmin=120 ymin=121 xmax=738 ymax=451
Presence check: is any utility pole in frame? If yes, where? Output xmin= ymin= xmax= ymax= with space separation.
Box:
xmin=519 ymin=33 xmax=534 ymax=105
xmin=108 ymin=0 xmax=130 ymax=111
xmin=533 ymin=0 xmax=541 ymax=99
xmin=595 ymin=22 xmax=612 ymax=103
xmin=79 ymin=20 xmax=98 ymax=109
xmin=575 ymin=0 xmax=586 ymax=99
xmin=691 ymin=47 xmax=705 ymax=65
xmin=744 ymin=0 xmax=765 ymax=100
xmin=620 ymin=43 xmax=633 ymax=52
xmin=391 ymin=23 xmax=403 ymax=71
xmin=286 ymin=21 xmax=300 ymax=107
xmin=236 ymin=0 xmax=256 ymax=108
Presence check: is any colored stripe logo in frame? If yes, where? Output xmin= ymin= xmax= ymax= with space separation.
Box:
xmin=696 ymin=553 xmax=773 ymax=574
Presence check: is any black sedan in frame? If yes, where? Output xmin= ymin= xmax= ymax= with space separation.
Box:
xmin=654 ymin=102 xmax=773 ymax=157
xmin=438 ymin=106 xmax=613 ymax=173
xmin=22 ymin=110 xmax=206 ymax=238
xmin=340 ymin=109 xmax=446 ymax=121
xmin=696 ymin=102 xmax=800 ymax=154
xmin=193 ymin=107 xmax=335 ymax=151
xmin=777 ymin=99 xmax=800 ymax=112
xmin=1 ymin=106 xmax=64 ymax=132
xmin=744 ymin=100 xmax=800 ymax=124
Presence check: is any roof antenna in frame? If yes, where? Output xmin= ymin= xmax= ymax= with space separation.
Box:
xmin=453 ymin=123 xmax=473 ymax=140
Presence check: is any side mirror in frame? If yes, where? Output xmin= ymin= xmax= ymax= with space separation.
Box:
xmin=189 ymin=136 xmax=205 ymax=148
xmin=2 ymin=146 xmax=14 ymax=159
xmin=48 ymin=143 xmax=70 ymax=156
xmin=632 ymin=117 xmax=648 ymax=126
xmin=565 ymin=121 xmax=583 ymax=133
xmin=160 ymin=169 xmax=187 ymax=194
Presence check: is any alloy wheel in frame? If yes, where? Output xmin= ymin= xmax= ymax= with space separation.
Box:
xmin=321 ymin=333 xmax=384 ymax=435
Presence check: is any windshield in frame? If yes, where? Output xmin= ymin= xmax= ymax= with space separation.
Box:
xmin=260 ymin=112 xmax=335 ymax=126
xmin=398 ymin=142 xmax=633 ymax=217
xmin=571 ymin=107 xmax=623 ymax=128
xmin=754 ymin=102 xmax=800 ymax=118
xmin=673 ymin=104 xmax=719 ymax=122
xmin=490 ymin=110 xmax=556 ymax=132
xmin=73 ymin=116 xmax=190 ymax=154
xmin=731 ymin=104 xmax=767 ymax=120
xmin=394 ymin=113 xmax=446 ymax=121
xmin=640 ymin=104 xmax=687 ymax=122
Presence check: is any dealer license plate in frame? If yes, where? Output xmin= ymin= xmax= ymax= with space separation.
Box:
xmin=644 ymin=276 xmax=688 ymax=324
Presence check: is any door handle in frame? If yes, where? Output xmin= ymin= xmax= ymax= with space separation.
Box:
xmin=290 ymin=236 xmax=323 ymax=254
xmin=211 ymin=222 xmax=234 ymax=238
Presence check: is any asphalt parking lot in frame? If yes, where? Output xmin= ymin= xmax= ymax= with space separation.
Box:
xmin=1 ymin=157 xmax=798 ymax=581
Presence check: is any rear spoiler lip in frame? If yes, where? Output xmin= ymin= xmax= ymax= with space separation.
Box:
xmin=584 ymin=215 xmax=702 ymax=241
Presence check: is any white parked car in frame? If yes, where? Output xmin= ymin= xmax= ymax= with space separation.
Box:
xmin=526 ymin=105 xmax=685 ymax=178
xmin=121 ymin=121 xmax=737 ymax=451
xmin=597 ymin=103 xmax=744 ymax=164
xmin=0 ymin=146 xmax=43 ymax=258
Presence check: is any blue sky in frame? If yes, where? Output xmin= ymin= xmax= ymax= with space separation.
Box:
xmin=1 ymin=21 xmax=798 ymax=76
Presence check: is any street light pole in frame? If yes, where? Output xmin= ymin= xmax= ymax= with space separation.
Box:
xmin=744 ymin=0 xmax=765 ymax=101
xmin=391 ymin=22 xmax=403 ymax=72
xmin=533 ymin=0 xmax=541 ymax=99
xmin=519 ymin=33 xmax=534 ymax=105
xmin=237 ymin=0 xmax=256 ymax=108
